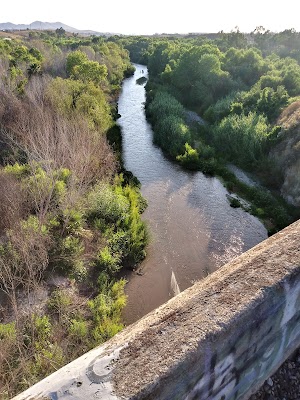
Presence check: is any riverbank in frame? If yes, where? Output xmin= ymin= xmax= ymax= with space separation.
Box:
xmin=145 ymin=86 xmax=299 ymax=235
xmin=118 ymin=64 xmax=268 ymax=325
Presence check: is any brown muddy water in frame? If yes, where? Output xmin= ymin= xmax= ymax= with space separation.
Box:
xmin=118 ymin=64 xmax=268 ymax=325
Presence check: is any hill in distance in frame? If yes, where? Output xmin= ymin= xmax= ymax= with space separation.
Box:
xmin=0 ymin=21 xmax=114 ymax=36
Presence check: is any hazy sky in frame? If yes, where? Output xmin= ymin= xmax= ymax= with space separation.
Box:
xmin=2 ymin=0 xmax=300 ymax=35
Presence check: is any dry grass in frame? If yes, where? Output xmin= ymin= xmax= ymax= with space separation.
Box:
xmin=277 ymin=100 xmax=300 ymax=130
xmin=0 ymin=172 xmax=28 ymax=232
xmin=271 ymin=101 xmax=300 ymax=206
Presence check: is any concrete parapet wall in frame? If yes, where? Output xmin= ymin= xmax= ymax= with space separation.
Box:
xmin=14 ymin=220 xmax=300 ymax=400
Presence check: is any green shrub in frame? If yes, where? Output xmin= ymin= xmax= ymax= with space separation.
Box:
xmin=48 ymin=289 xmax=72 ymax=318
xmin=97 ymin=246 xmax=121 ymax=274
xmin=0 ymin=322 xmax=16 ymax=341
xmin=86 ymin=184 xmax=129 ymax=224
xmin=88 ymin=279 xmax=126 ymax=343
xmin=70 ymin=260 xmax=87 ymax=282
xmin=136 ymin=76 xmax=147 ymax=85
xmin=4 ymin=162 xmax=31 ymax=178
xmin=148 ymin=90 xmax=185 ymax=123
xmin=213 ymin=112 xmax=271 ymax=167
xmin=68 ymin=319 xmax=88 ymax=342
xmin=177 ymin=143 xmax=200 ymax=170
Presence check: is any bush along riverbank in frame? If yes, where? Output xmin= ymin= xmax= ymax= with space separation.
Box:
xmin=145 ymin=84 xmax=298 ymax=234
xmin=0 ymin=33 xmax=147 ymax=398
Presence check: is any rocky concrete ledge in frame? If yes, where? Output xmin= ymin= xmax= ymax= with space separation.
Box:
xmin=14 ymin=220 xmax=300 ymax=400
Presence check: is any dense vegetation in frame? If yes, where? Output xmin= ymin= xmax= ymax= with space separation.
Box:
xmin=0 ymin=31 xmax=146 ymax=398
xmin=1 ymin=26 xmax=300 ymax=396
xmin=114 ymin=29 xmax=300 ymax=231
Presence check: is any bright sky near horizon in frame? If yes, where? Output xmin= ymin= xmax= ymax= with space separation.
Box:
xmin=2 ymin=0 xmax=300 ymax=35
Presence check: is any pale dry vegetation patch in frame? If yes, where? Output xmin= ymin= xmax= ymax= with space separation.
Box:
xmin=0 ymin=172 xmax=28 ymax=232
xmin=277 ymin=100 xmax=300 ymax=130
xmin=0 ymin=77 xmax=116 ymax=220
xmin=270 ymin=101 xmax=300 ymax=205
xmin=0 ymin=37 xmax=145 ymax=398
xmin=0 ymin=221 xmax=50 ymax=314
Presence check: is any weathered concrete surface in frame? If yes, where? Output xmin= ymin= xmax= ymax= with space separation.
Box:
xmin=13 ymin=220 xmax=300 ymax=400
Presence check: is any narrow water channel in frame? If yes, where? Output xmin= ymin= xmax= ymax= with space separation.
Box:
xmin=118 ymin=64 xmax=268 ymax=325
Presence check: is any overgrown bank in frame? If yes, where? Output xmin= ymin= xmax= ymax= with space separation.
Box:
xmin=115 ymin=33 xmax=300 ymax=232
xmin=0 ymin=31 xmax=147 ymax=398
xmin=145 ymin=87 xmax=295 ymax=233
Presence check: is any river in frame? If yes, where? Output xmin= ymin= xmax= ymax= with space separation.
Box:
xmin=118 ymin=64 xmax=268 ymax=325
